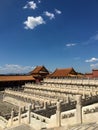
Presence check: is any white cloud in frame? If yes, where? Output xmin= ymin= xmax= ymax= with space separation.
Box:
xmin=83 ymin=33 xmax=98 ymax=45
xmin=91 ymin=34 xmax=98 ymax=41
xmin=0 ymin=64 xmax=34 ymax=74
xmin=66 ymin=43 xmax=76 ymax=47
xmin=24 ymin=16 xmax=45 ymax=30
xmin=55 ymin=9 xmax=62 ymax=14
xmin=85 ymin=57 xmax=98 ymax=63
xmin=23 ymin=1 xmax=37 ymax=10
xmin=44 ymin=11 xmax=55 ymax=20
xmin=38 ymin=0 xmax=41 ymax=3
xmin=90 ymin=63 xmax=98 ymax=69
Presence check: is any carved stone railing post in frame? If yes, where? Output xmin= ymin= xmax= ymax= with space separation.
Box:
xmin=32 ymin=103 xmax=35 ymax=110
xmin=27 ymin=104 xmax=32 ymax=124
xmin=10 ymin=108 xmax=14 ymax=126
xmin=76 ymin=95 xmax=82 ymax=124
xmin=44 ymin=101 xmax=47 ymax=109
xmin=66 ymin=95 xmax=70 ymax=103
xmin=56 ymin=101 xmax=61 ymax=127
xmin=18 ymin=107 xmax=22 ymax=124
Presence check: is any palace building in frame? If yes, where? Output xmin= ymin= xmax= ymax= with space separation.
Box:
xmin=0 ymin=75 xmax=35 ymax=91
xmin=85 ymin=69 xmax=98 ymax=78
xmin=48 ymin=68 xmax=78 ymax=79
xmin=0 ymin=66 xmax=98 ymax=130
xmin=0 ymin=66 xmax=49 ymax=90
xmin=29 ymin=66 xmax=49 ymax=82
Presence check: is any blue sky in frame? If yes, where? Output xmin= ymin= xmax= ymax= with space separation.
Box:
xmin=0 ymin=0 xmax=98 ymax=74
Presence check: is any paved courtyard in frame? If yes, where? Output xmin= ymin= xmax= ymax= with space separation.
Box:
xmin=0 ymin=91 xmax=18 ymax=119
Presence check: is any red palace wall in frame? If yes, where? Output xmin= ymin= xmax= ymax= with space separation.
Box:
xmin=93 ymin=70 xmax=98 ymax=78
